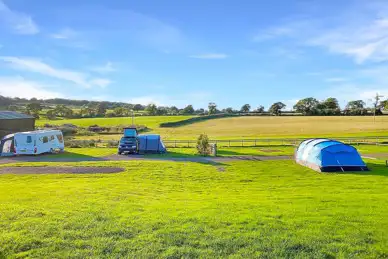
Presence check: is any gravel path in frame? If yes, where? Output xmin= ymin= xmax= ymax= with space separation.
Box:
xmin=0 ymin=166 xmax=124 ymax=174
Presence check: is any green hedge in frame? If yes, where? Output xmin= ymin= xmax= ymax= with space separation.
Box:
xmin=159 ymin=114 xmax=239 ymax=128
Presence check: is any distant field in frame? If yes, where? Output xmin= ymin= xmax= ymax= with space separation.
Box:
xmin=38 ymin=115 xmax=388 ymax=140
xmin=36 ymin=116 xmax=194 ymax=129
xmin=1 ymin=159 xmax=388 ymax=257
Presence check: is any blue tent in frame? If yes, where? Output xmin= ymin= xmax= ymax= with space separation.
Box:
xmin=295 ymin=139 xmax=368 ymax=172
xmin=137 ymin=134 xmax=166 ymax=154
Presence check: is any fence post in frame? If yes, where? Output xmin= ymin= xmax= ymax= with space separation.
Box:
xmin=229 ymin=140 xmax=230 ymax=147
xmin=255 ymin=139 xmax=257 ymax=147
xmin=175 ymin=140 xmax=177 ymax=148
xmin=242 ymin=139 xmax=244 ymax=147
xmin=188 ymin=141 xmax=190 ymax=148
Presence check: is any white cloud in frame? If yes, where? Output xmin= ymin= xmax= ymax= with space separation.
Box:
xmin=0 ymin=77 xmax=62 ymax=99
xmin=129 ymin=96 xmax=165 ymax=106
xmin=89 ymin=78 xmax=112 ymax=88
xmin=0 ymin=56 xmax=110 ymax=88
xmin=254 ymin=3 xmax=388 ymax=64
xmin=189 ymin=53 xmax=228 ymax=59
xmin=50 ymin=28 xmax=77 ymax=39
xmin=0 ymin=0 xmax=39 ymax=34
xmin=90 ymin=62 xmax=116 ymax=73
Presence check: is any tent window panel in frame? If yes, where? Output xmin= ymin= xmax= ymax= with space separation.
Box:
xmin=26 ymin=136 xmax=32 ymax=144
xmin=43 ymin=136 xmax=48 ymax=143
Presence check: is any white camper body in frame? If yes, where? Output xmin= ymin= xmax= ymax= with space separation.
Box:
xmin=12 ymin=130 xmax=64 ymax=155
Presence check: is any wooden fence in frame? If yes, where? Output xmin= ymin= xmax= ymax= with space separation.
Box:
xmin=79 ymin=136 xmax=388 ymax=148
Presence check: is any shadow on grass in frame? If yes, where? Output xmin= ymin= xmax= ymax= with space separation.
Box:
xmin=334 ymin=162 xmax=388 ymax=177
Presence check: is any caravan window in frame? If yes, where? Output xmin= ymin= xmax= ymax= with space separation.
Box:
xmin=50 ymin=135 xmax=55 ymax=141
xmin=42 ymin=136 xmax=48 ymax=143
xmin=56 ymin=134 xmax=63 ymax=143
xmin=26 ymin=136 xmax=32 ymax=144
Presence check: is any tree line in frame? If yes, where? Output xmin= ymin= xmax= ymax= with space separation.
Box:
xmin=1 ymin=95 xmax=387 ymax=119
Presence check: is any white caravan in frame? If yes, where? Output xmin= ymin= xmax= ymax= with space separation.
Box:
xmin=0 ymin=130 xmax=64 ymax=156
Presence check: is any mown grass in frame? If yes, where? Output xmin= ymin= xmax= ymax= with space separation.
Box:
xmin=0 ymin=160 xmax=388 ymax=257
xmin=59 ymin=145 xmax=388 ymax=159
xmin=36 ymin=116 xmax=194 ymax=128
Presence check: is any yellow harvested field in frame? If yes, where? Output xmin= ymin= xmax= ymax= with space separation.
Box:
xmin=157 ymin=116 xmax=388 ymax=139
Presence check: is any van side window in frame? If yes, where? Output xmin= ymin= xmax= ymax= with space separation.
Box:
xmin=43 ymin=136 xmax=48 ymax=143
xmin=26 ymin=136 xmax=32 ymax=143
xmin=56 ymin=134 xmax=63 ymax=143
xmin=50 ymin=135 xmax=55 ymax=141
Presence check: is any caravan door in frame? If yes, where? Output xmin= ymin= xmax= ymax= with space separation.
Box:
xmin=15 ymin=134 xmax=35 ymax=155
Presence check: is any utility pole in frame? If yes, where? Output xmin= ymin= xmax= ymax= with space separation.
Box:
xmin=373 ymin=93 xmax=384 ymax=123
xmin=131 ymin=110 xmax=134 ymax=126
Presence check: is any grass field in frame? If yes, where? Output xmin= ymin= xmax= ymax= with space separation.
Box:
xmin=45 ymin=145 xmax=388 ymax=159
xmin=36 ymin=116 xmax=194 ymax=129
xmin=39 ymin=116 xmax=388 ymax=140
xmin=1 ymin=159 xmax=388 ymax=257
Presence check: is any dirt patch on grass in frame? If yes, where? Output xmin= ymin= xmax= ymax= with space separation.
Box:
xmin=0 ymin=167 xmax=124 ymax=174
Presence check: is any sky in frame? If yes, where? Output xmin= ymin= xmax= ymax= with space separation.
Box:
xmin=1 ymin=0 xmax=388 ymax=110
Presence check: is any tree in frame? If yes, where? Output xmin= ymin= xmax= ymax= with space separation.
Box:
xmin=80 ymin=105 xmax=96 ymax=117
xmin=46 ymin=109 xmax=57 ymax=120
xmin=113 ymin=107 xmax=127 ymax=117
xmin=196 ymin=134 xmax=211 ymax=156
xmin=240 ymin=104 xmax=251 ymax=113
xmin=269 ymin=102 xmax=286 ymax=116
xmin=156 ymin=106 xmax=168 ymax=115
xmin=346 ymin=100 xmax=365 ymax=110
xmin=26 ymin=103 xmax=42 ymax=118
xmin=344 ymin=100 xmax=367 ymax=115
xmin=372 ymin=93 xmax=384 ymax=117
xmin=145 ymin=104 xmax=157 ymax=115
xmin=380 ymin=99 xmax=388 ymax=110
xmin=208 ymin=102 xmax=217 ymax=115
xmin=322 ymin=97 xmax=340 ymax=110
xmin=195 ymin=108 xmax=205 ymax=115
xmin=96 ymin=103 xmax=108 ymax=116
xmin=255 ymin=106 xmax=265 ymax=113
xmin=182 ymin=105 xmax=195 ymax=115
xmin=53 ymin=105 xmax=73 ymax=118
xmin=293 ymin=97 xmax=319 ymax=115
xmin=225 ymin=107 xmax=234 ymax=114
xmin=169 ymin=106 xmax=179 ymax=115
xmin=133 ymin=104 xmax=144 ymax=111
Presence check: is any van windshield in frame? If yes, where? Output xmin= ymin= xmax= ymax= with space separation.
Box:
xmin=120 ymin=137 xmax=136 ymax=143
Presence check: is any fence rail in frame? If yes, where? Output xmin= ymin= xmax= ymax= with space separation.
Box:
xmin=70 ymin=136 xmax=388 ymax=148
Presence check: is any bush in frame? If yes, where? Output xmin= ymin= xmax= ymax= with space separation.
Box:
xmin=107 ymin=140 xmax=119 ymax=148
xmin=65 ymin=140 xmax=96 ymax=148
xmin=197 ymin=134 xmax=211 ymax=156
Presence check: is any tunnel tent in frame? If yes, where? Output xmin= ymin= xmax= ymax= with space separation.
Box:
xmin=295 ymin=138 xmax=368 ymax=172
xmin=137 ymin=134 xmax=166 ymax=154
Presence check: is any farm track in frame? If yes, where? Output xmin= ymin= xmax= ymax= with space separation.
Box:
xmin=0 ymin=154 xmax=293 ymax=165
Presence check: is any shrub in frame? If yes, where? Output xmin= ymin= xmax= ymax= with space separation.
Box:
xmin=65 ymin=140 xmax=96 ymax=148
xmin=107 ymin=140 xmax=119 ymax=148
xmin=197 ymin=134 xmax=211 ymax=156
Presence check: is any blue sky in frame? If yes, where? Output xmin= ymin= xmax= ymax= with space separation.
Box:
xmin=1 ymin=0 xmax=388 ymax=109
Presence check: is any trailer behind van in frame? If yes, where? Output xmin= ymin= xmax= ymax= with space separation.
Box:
xmin=0 ymin=130 xmax=64 ymax=156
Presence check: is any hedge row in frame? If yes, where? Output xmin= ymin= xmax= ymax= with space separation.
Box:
xmin=159 ymin=113 xmax=239 ymax=128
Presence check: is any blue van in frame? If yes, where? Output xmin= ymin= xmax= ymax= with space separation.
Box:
xmin=118 ymin=128 xmax=138 ymax=154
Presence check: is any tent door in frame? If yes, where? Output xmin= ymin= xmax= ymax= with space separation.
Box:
xmin=2 ymin=139 xmax=13 ymax=153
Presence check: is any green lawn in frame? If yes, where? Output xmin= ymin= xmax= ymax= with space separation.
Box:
xmin=60 ymin=145 xmax=387 ymax=159
xmin=36 ymin=116 xmax=194 ymax=128
xmin=1 ymin=160 xmax=388 ymax=257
